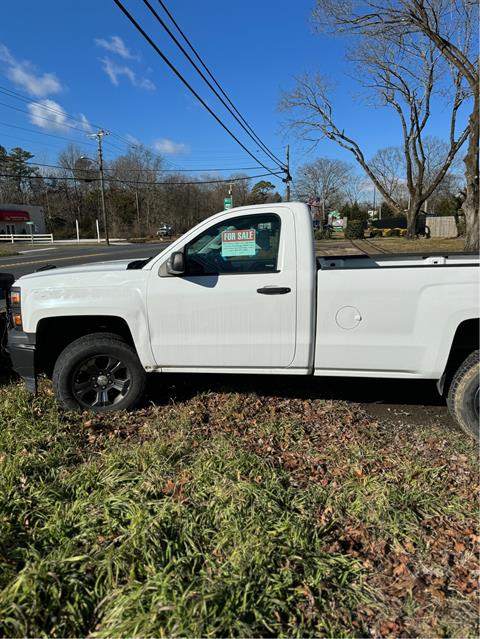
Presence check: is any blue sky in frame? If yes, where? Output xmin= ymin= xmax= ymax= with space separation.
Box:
xmin=0 ymin=0 xmax=470 ymax=194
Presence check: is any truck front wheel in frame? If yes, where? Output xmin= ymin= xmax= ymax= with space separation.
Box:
xmin=447 ymin=350 xmax=479 ymax=440
xmin=53 ymin=333 xmax=146 ymax=412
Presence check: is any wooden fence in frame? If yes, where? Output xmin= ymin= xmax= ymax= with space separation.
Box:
xmin=428 ymin=217 xmax=457 ymax=238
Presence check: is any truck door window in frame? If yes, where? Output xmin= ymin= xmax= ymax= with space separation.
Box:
xmin=185 ymin=213 xmax=281 ymax=276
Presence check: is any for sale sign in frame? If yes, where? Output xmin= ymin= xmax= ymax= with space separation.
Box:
xmin=221 ymin=229 xmax=256 ymax=257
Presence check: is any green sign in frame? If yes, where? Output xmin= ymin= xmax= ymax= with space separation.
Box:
xmin=224 ymin=196 xmax=232 ymax=210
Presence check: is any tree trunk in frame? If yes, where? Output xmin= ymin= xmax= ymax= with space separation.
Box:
xmin=406 ymin=201 xmax=422 ymax=239
xmin=462 ymin=95 xmax=479 ymax=252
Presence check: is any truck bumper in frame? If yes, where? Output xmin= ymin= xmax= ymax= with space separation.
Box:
xmin=7 ymin=329 xmax=37 ymax=393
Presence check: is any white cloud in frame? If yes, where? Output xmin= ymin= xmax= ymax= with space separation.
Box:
xmin=78 ymin=113 xmax=92 ymax=132
xmin=100 ymin=57 xmax=155 ymax=90
xmin=0 ymin=43 xmax=62 ymax=97
xmin=153 ymin=138 xmax=189 ymax=155
xmin=95 ymin=35 xmax=138 ymax=60
xmin=28 ymin=99 xmax=70 ymax=132
xmin=27 ymin=99 xmax=92 ymax=133
xmin=0 ymin=44 xmax=15 ymax=66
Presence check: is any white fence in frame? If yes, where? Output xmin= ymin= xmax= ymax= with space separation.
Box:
xmin=0 ymin=233 xmax=54 ymax=244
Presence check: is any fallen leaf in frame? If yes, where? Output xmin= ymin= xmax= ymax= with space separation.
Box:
xmin=393 ymin=562 xmax=408 ymax=577
xmin=163 ymin=480 xmax=175 ymax=495
xmin=426 ymin=586 xmax=446 ymax=601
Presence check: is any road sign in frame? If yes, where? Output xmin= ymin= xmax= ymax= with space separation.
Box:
xmin=224 ymin=196 xmax=232 ymax=210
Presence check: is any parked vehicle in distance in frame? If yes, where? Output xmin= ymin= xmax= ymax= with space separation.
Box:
xmin=4 ymin=202 xmax=479 ymax=439
xmin=157 ymin=224 xmax=174 ymax=237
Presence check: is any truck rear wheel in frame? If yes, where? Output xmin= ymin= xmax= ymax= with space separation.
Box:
xmin=447 ymin=350 xmax=479 ymax=440
xmin=53 ymin=333 xmax=146 ymax=412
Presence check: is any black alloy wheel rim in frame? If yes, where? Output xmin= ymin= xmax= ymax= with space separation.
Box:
xmin=72 ymin=355 xmax=132 ymax=408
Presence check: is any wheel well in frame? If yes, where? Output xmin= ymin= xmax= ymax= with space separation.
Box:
xmin=36 ymin=315 xmax=135 ymax=376
xmin=441 ymin=318 xmax=479 ymax=394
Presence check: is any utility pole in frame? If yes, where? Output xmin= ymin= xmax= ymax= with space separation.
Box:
xmin=229 ymin=182 xmax=233 ymax=207
xmin=284 ymin=145 xmax=292 ymax=202
xmin=135 ymin=190 xmax=140 ymax=228
xmin=88 ymin=129 xmax=110 ymax=245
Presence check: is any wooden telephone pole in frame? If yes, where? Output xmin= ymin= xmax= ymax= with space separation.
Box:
xmin=284 ymin=145 xmax=292 ymax=202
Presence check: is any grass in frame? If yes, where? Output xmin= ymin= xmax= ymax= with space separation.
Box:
xmin=0 ymin=245 xmax=18 ymax=256
xmin=315 ymin=235 xmax=468 ymax=257
xmin=364 ymin=237 xmax=466 ymax=253
xmin=0 ymin=381 xmax=478 ymax=637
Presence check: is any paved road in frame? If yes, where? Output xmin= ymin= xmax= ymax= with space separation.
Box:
xmin=0 ymin=242 xmax=171 ymax=279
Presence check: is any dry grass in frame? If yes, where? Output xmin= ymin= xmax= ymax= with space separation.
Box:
xmin=0 ymin=380 xmax=478 ymax=637
xmin=364 ymin=237 xmax=467 ymax=253
xmin=0 ymin=245 xmax=19 ymax=256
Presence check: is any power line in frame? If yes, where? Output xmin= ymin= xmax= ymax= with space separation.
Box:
xmin=0 ymin=156 xmax=278 ymax=174
xmin=108 ymin=171 xmax=283 ymax=186
xmin=142 ymin=0 xmax=284 ymax=170
xmin=0 ymin=170 xmax=282 ymax=186
xmin=102 ymin=138 xmax=135 ymax=153
xmin=0 ymin=85 xmax=278 ymax=170
xmin=112 ymin=0 xmax=280 ymax=178
xmin=0 ymin=84 xmax=135 ymax=151
xmin=0 ymin=142 xmax=278 ymax=174
xmin=0 ymin=130 xmax=96 ymax=156
xmin=0 ymin=86 xmax=105 ymax=131
xmin=0 ymin=119 xmax=99 ymax=146
xmin=0 ymin=100 xmax=92 ymax=134
xmin=0 ymin=87 xmax=99 ymax=136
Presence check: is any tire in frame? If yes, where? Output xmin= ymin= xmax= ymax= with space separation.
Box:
xmin=53 ymin=333 xmax=146 ymax=412
xmin=447 ymin=350 xmax=479 ymax=440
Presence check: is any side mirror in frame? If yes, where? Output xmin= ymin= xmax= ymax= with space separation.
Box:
xmin=166 ymin=251 xmax=185 ymax=276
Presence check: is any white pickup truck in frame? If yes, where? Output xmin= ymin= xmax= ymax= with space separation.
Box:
xmin=4 ymin=202 xmax=479 ymax=438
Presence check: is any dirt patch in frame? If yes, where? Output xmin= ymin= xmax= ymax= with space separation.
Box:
xmin=365 ymin=402 xmax=456 ymax=430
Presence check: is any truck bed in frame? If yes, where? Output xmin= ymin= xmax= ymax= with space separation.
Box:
xmin=317 ymin=252 xmax=480 ymax=270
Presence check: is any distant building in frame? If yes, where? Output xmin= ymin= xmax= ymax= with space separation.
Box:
xmin=0 ymin=204 xmax=46 ymax=235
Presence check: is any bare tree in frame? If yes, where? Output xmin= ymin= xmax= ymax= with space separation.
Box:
xmin=369 ymin=146 xmax=405 ymax=200
xmin=311 ymin=0 xmax=478 ymax=248
xmin=344 ymin=173 xmax=367 ymax=205
xmin=370 ymin=137 xmax=462 ymax=206
xmin=229 ymin=174 xmax=251 ymax=207
xmin=294 ymin=157 xmax=354 ymax=216
xmin=109 ymin=146 xmax=163 ymax=234
xmin=58 ymin=144 xmax=87 ymax=226
xmin=281 ymin=23 xmax=469 ymax=237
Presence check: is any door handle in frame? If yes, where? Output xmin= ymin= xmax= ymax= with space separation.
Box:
xmin=257 ymin=286 xmax=291 ymax=295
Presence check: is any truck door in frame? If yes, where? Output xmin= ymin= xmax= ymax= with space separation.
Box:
xmin=146 ymin=208 xmax=297 ymax=370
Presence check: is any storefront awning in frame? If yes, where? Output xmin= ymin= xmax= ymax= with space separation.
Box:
xmin=0 ymin=210 xmax=30 ymax=222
